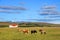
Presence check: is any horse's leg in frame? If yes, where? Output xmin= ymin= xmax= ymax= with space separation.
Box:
xmin=44 ymin=32 xmax=46 ymax=34
xmin=41 ymin=32 xmax=43 ymax=34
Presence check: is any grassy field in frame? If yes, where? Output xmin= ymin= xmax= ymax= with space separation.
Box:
xmin=0 ymin=27 xmax=60 ymax=40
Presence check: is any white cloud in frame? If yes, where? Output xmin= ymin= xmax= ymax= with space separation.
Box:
xmin=0 ymin=6 xmax=26 ymax=10
xmin=0 ymin=10 xmax=20 ymax=13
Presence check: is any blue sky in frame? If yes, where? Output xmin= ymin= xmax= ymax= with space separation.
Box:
xmin=0 ymin=0 xmax=60 ymax=24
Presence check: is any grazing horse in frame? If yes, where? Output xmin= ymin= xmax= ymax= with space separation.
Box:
xmin=39 ymin=29 xmax=46 ymax=34
xmin=31 ymin=30 xmax=37 ymax=34
xmin=17 ymin=28 xmax=28 ymax=34
xmin=22 ymin=29 xmax=29 ymax=34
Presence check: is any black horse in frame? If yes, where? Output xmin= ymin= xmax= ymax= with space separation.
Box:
xmin=31 ymin=30 xmax=37 ymax=34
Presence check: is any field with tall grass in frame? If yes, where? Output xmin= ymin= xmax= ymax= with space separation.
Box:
xmin=0 ymin=27 xmax=60 ymax=40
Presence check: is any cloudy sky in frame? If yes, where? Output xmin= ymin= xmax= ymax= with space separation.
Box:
xmin=0 ymin=0 xmax=60 ymax=24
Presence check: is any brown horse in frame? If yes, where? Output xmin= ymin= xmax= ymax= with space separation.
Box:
xmin=22 ymin=29 xmax=29 ymax=34
xmin=39 ymin=29 xmax=46 ymax=34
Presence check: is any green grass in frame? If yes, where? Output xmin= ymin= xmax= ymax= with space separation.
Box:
xmin=0 ymin=27 xmax=60 ymax=40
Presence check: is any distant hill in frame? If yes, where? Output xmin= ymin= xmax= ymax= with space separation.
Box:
xmin=0 ymin=22 xmax=9 ymax=25
xmin=18 ymin=22 xmax=60 ymax=27
xmin=0 ymin=22 xmax=60 ymax=27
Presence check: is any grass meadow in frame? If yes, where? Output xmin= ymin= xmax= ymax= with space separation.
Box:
xmin=0 ymin=27 xmax=60 ymax=40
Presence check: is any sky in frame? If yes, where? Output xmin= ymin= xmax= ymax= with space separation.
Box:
xmin=0 ymin=0 xmax=60 ymax=24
